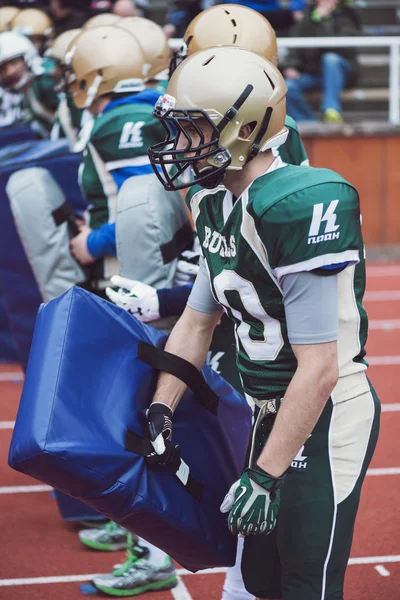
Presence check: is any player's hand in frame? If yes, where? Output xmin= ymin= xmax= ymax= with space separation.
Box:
xmin=105 ymin=276 xmax=160 ymax=323
xmin=220 ymin=466 xmax=285 ymax=536
xmin=145 ymin=402 xmax=180 ymax=466
xmin=173 ymin=249 xmax=201 ymax=286
xmin=69 ymin=226 xmax=96 ymax=265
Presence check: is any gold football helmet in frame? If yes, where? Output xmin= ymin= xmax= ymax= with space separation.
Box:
xmin=83 ymin=13 xmax=121 ymax=29
xmin=170 ymin=4 xmax=278 ymax=74
xmin=0 ymin=6 xmax=20 ymax=33
xmin=11 ymin=8 xmax=53 ymax=40
xmin=66 ymin=26 xmax=145 ymax=109
xmin=116 ymin=17 xmax=170 ymax=81
xmin=149 ymin=47 xmax=287 ymax=190
xmin=45 ymin=28 xmax=80 ymax=63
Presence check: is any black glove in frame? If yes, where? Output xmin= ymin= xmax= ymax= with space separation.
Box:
xmin=145 ymin=402 xmax=180 ymax=466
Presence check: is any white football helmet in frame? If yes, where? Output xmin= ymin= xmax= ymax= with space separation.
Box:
xmin=0 ymin=31 xmax=41 ymax=91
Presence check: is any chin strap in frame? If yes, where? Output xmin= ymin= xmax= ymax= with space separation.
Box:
xmin=198 ymin=165 xmax=226 ymax=189
xmin=247 ymin=106 xmax=273 ymax=163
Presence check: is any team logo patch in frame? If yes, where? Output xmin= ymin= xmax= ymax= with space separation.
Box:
xmin=308 ymin=200 xmax=340 ymax=245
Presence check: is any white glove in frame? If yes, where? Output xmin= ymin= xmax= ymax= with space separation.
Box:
xmin=105 ymin=276 xmax=160 ymax=323
xmin=173 ymin=249 xmax=201 ymax=286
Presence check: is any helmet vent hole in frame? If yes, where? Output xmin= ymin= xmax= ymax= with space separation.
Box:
xmin=186 ymin=35 xmax=193 ymax=48
xmin=231 ymin=19 xmax=237 ymax=27
xmin=224 ymin=9 xmax=230 ymax=14
xmin=264 ymin=70 xmax=275 ymax=90
xmin=202 ymin=55 xmax=215 ymax=67
xmin=232 ymin=34 xmax=237 ymax=43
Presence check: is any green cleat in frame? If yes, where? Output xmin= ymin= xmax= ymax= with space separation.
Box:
xmin=91 ymin=544 xmax=178 ymax=597
xmin=78 ymin=521 xmax=132 ymax=551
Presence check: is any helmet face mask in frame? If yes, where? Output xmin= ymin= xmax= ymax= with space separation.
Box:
xmin=149 ymin=101 xmax=231 ymax=191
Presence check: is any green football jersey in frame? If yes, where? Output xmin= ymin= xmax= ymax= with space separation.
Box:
xmin=187 ymin=162 xmax=367 ymax=402
xmin=0 ymin=88 xmax=24 ymax=126
xmin=207 ymin=116 xmax=308 ymax=392
xmin=76 ymin=101 xmax=165 ymax=229
xmin=25 ymin=58 xmax=59 ymax=135
xmin=280 ymin=115 xmax=309 ymax=166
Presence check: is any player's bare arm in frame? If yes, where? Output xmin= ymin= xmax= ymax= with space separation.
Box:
xmin=256 ymin=340 xmax=339 ymax=478
xmin=151 ymin=304 xmax=223 ymax=413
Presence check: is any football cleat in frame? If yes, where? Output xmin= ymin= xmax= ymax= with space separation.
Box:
xmin=78 ymin=521 xmax=133 ymax=551
xmin=91 ymin=544 xmax=178 ymax=596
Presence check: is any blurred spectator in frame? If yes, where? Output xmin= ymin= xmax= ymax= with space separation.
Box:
xmin=48 ymin=0 xmax=89 ymax=35
xmin=164 ymin=0 xmax=206 ymax=38
xmin=221 ymin=0 xmax=306 ymax=33
xmin=112 ymin=0 xmax=137 ymax=17
xmin=283 ymin=0 xmax=361 ymax=123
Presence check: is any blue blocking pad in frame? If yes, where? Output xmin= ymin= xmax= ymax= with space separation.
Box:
xmin=9 ymin=287 xmax=252 ymax=571
xmin=0 ymin=140 xmax=86 ymax=369
xmin=0 ymin=125 xmax=39 ymax=149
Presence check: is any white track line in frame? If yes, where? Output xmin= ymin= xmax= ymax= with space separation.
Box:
xmin=381 ymin=404 xmax=400 ymax=412
xmin=368 ymin=356 xmax=400 ymax=366
xmin=0 ymin=421 xmax=15 ymax=429
xmin=375 ymin=565 xmax=391 ymax=577
xmin=1 ymin=558 xmax=399 ymax=587
xmin=171 ymin=578 xmax=194 ymax=600
xmin=367 ymin=266 xmax=400 ymax=277
xmin=369 ymin=319 xmax=400 ymax=330
xmin=367 ymin=468 xmax=400 ymax=476
xmin=0 ymin=372 xmax=23 ymax=382
xmin=348 ymin=555 xmax=400 ymax=565
xmin=364 ymin=291 xmax=400 ymax=301
xmin=0 ymin=485 xmax=52 ymax=494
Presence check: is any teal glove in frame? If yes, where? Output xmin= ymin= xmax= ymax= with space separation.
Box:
xmin=220 ymin=466 xmax=285 ymax=536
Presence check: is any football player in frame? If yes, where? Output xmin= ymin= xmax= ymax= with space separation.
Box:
xmin=0 ymin=30 xmax=59 ymax=136
xmin=145 ymin=47 xmax=380 ymax=600
xmin=107 ymin=11 xmax=309 ymax=596
xmin=66 ymin=25 xmax=166 ymax=283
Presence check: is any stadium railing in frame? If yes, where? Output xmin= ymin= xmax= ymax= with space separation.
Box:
xmin=169 ymin=36 xmax=400 ymax=125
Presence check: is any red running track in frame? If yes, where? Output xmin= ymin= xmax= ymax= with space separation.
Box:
xmin=0 ymin=263 xmax=399 ymax=599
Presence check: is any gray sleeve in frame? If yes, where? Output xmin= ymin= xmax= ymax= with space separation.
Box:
xmin=187 ymin=257 xmax=222 ymax=314
xmin=281 ymin=271 xmax=338 ymax=344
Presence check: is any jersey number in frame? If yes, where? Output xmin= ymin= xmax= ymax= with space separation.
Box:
xmin=213 ymin=271 xmax=283 ymax=361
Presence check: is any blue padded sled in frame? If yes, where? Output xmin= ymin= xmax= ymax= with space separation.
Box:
xmin=0 ymin=124 xmax=39 ymax=149
xmin=0 ymin=140 xmax=86 ymax=370
xmin=9 ymin=287 xmax=252 ymax=571
xmin=0 ymin=291 xmax=18 ymax=362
